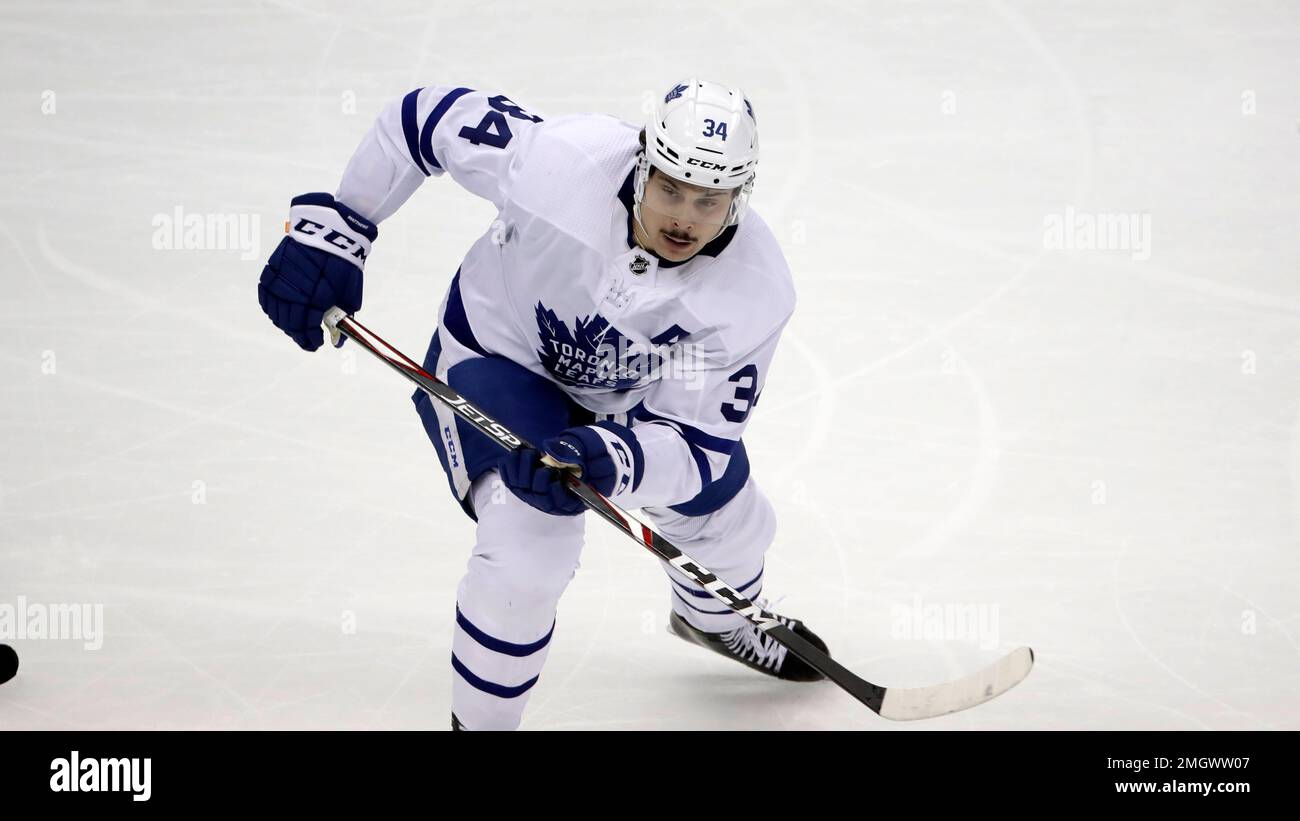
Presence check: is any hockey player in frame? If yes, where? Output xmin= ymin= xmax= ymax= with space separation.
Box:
xmin=258 ymin=79 xmax=829 ymax=730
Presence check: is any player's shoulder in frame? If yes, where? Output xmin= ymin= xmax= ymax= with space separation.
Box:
xmin=517 ymin=113 xmax=639 ymax=190
xmin=727 ymin=209 xmax=796 ymax=311
xmin=505 ymin=113 xmax=638 ymax=242
xmin=684 ymin=210 xmax=796 ymax=357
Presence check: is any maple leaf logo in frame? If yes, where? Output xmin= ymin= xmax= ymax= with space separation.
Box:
xmin=534 ymin=301 xmax=644 ymax=390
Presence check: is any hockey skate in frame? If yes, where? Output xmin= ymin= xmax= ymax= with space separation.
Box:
xmin=668 ymin=607 xmax=828 ymax=682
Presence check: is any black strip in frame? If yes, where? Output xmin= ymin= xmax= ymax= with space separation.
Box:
xmin=3 ymin=730 xmax=1286 ymax=808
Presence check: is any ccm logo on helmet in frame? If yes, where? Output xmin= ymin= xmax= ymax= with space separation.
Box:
xmin=686 ymin=158 xmax=728 ymax=171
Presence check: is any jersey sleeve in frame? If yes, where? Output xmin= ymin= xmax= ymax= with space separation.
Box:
xmin=335 ymin=85 xmax=546 ymax=222
xmin=595 ymin=318 xmax=789 ymax=510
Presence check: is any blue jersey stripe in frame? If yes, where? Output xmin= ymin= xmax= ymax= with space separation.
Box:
xmin=442 ymin=268 xmax=490 ymax=356
xmin=669 ymin=440 xmax=750 ymax=518
xmin=685 ymin=440 xmax=711 ymax=489
xmin=401 ymin=88 xmax=429 ymax=175
xmin=634 ymin=405 xmax=739 ymax=455
xmin=420 ymin=86 xmax=474 ymax=171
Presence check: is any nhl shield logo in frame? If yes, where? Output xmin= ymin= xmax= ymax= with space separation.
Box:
xmin=629 ymin=254 xmax=650 ymax=276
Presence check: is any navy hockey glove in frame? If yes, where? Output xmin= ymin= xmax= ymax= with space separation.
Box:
xmin=539 ymin=425 xmax=622 ymax=497
xmin=258 ymin=193 xmax=375 ymax=351
xmin=497 ymin=448 xmax=586 ymax=516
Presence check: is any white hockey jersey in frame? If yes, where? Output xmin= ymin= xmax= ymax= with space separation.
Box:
xmin=335 ymin=86 xmax=795 ymax=511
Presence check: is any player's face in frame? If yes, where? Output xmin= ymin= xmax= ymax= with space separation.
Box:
xmin=639 ymin=172 xmax=735 ymax=261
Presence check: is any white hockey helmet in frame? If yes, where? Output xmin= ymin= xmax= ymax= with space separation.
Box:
xmin=634 ymin=78 xmax=760 ymax=235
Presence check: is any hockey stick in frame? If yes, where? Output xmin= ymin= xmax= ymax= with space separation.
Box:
xmin=321 ymin=307 xmax=1034 ymax=720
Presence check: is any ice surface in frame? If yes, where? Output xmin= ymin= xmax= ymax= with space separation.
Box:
xmin=1 ymin=0 xmax=1297 ymax=729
